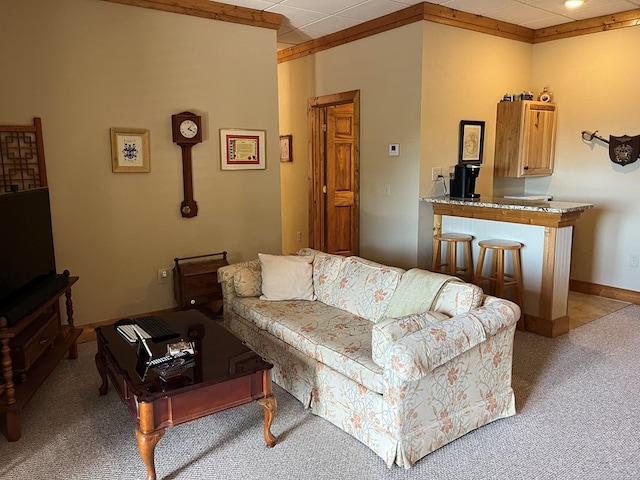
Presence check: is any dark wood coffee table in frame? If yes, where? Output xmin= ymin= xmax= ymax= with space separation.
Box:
xmin=94 ymin=310 xmax=276 ymax=480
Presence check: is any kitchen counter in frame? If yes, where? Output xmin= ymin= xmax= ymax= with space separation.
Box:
xmin=420 ymin=196 xmax=594 ymax=337
xmin=421 ymin=196 xmax=593 ymax=214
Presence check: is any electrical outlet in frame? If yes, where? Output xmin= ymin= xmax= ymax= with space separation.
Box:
xmin=432 ymin=167 xmax=443 ymax=182
xmin=630 ymin=254 xmax=639 ymax=268
xmin=381 ymin=184 xmax=391 ymax=196
xmin=157 ymin=268 xmax=169 ymax=284
xmin=296 ymin=231 xmax=302 ymax=242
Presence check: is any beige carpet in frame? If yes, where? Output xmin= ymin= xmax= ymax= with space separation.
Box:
xmin=1 ymin=304 xmax=640 ymax=479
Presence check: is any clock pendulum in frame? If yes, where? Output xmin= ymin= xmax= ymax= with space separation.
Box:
xmin=171 ymin=111 xmax=203 ymax=218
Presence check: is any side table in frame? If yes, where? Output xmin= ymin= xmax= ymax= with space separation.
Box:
xmin=173 ymin=251 xmax=228 ymax=311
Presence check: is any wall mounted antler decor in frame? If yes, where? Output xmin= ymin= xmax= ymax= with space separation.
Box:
xmin=581 ymin=130 xmax=639 ymax=166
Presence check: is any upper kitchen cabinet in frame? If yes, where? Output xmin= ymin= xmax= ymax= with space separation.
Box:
xmin=494 ymin=100 xmax=557 ymax=177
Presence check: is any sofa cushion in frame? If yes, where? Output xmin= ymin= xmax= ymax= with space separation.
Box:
xmin=258 ymin=253 xmax=316 ymax=301
xmin=268 ymin=309 xmax=383 ymax=393
xmin=329 ymin=257 xmax=404 ymax=323
xmin=233 ymin=266 xmax=262 ymax=297
xmin=432 ymin=281 xmax=484 ymax=316
xmin=382 ymin=268 xmax=460 ymax=319
xmin=230 ymin=296 xmax=385 ymax=393
xmin=315 ymin=330 xmax=383 ymax=394
xmin=312 ymin=252 xmax=347 ymax=304
xmin=298 ymin=248 xmax=347 ymax=304
xmin=228 ymin=297 xmax=274 ymax=330
xmin=371 ymin=311 xmax=449 ymax=367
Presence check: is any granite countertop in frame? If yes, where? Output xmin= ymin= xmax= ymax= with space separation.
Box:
xmin=420 ymin=196 xmax=594 ymax=213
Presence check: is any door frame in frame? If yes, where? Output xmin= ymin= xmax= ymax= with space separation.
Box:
xmin=307 ymin=90 xmax=360 ymax=253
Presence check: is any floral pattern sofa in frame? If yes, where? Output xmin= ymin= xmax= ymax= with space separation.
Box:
xmin=217 ymin=248 xmax=520 ymax=468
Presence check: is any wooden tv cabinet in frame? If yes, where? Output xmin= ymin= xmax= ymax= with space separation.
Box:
xmin=0 ymin=273 xmax=82 ymax=441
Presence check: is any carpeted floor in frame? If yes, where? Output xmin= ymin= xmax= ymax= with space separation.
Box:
xmin=1 ymin=305 xmax=639 ymax=479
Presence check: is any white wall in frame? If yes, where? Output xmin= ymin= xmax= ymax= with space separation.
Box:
xmin=280 ymin=23 xmax=426 ymax=268
xmin=418 ymin=22 xmax=532 ymax=267
xmin=279 ymin=19 xmax=639 ymax=295
xmin=0 ymin=0 xmax=282 ymax=324
xmin=529 ymin=27 xmax=640 ymax=291
xmin=279 ymin=21 xmax=532 ymax=270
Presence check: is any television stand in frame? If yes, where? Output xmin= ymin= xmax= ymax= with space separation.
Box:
xmin=0 ymin=272 xmax=81 ymax=441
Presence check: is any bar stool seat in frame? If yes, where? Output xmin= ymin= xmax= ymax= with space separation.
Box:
xmin=475 ymin=239 xmax=524 ymax=328
xmin=431 ymin=232 xmax=474 ymax=282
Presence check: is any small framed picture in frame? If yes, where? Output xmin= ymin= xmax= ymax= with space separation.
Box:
xmin=458 ymin=120 xmax=485 ymax=164
xmin=220 ymin=128 xmax=266 ymax=170
xmin=279 ymin=134 xmax=292 ymax=162
xmin=110 ymin=127 xmax=150 ymax=172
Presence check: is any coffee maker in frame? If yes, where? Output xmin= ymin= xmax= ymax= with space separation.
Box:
xmin=449 ymin=164 xmax=481 ymax=198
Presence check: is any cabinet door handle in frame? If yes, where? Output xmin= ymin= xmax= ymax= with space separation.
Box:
xmin=523 ymin=166 xmax=529 ymax=170
xmin=39 ymin=336 xmax=50 ymax=345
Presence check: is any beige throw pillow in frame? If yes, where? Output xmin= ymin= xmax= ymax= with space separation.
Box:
xmin=258 ymin=253 xmax=316 ymax=301
xmin=233 ymin=266 xmax=262 ymax=297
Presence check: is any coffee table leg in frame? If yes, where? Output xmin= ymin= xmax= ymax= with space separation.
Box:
xmin=136 ymin=427 xmax=165 ymax=480
xmin=94 ymin=349 xmax=109 ymax=396
xmin=257 ymin=393 xmax=277 ymax=447
xmin=136 ymin=401 xmax=165 ymax=480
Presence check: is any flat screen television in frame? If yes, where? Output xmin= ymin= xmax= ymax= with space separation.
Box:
xmin=0 ymin=187 xmax=66 ymax=325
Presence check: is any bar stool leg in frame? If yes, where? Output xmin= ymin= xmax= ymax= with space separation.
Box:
xmin=431 ymin=241 xmax=442 ymax=272
xmin=495 ymin=249 xmax=505 ymax=299
xmin=447 ymin=241 xmax=458 ymax=277
xmin=475 ymin=246 xmax=487 ymax=287
xmin=512 ymin=249 xmax=524 ymax=329
xmin=463 ymin=240 xmax=473 ymax=282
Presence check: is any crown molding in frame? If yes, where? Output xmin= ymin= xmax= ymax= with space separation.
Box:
xmin=277 ymin=2 xmax=534 ymax=63
xmin=99 ymin=1 xmax=639 ymax=61
xmin=101 ymin=0 xmax=282 ymax=30
xmin=278 ymin=2 xmax=640 ymax=63
xmin=534 ymin=8 xmax=640 ymax=43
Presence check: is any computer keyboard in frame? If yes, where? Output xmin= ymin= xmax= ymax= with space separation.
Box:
xmin=115 ymin=316 xmax=179 ymax=344
xmin=117 ymin=324 xmax=150 ymax=343
xmin=134 ymin=316 xmax=179 ymax=342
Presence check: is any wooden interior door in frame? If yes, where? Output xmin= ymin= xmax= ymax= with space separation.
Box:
xmin=308 ymin=91 xmax=360 ymax=256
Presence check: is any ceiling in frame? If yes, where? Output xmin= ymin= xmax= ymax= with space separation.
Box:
xmin=214 ymin=0 xmax=640 ymax=48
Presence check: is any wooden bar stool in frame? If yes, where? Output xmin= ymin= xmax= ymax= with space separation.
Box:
xmin=431 ymin=233 xmax=474 ymax=282
xmin=475 ymin=239 xmax=524 ymax=326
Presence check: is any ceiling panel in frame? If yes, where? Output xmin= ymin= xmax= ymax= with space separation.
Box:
xmin=209 ymin=0 xmax=640 ymax=47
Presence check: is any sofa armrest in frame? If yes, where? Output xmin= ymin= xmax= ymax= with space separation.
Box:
xmin=218 ymin=259 xmax=261 ymax=300
xmin=385 ymin=314 xmax=486 ymax=382
xmin=371 ymin=311 xmax=449 ymax=367
xmin=474 ymin=296 xmax=521 ymax=336
xmin=383 ymin=297 xmax=519 ymax=383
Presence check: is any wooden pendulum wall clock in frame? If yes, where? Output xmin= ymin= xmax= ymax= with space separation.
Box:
xmin=172 ymin=111 xmax=203 ymax=218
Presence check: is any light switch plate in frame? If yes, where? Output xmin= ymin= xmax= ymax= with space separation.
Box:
xmin=388 ymin=144 xmax=400 ymax=156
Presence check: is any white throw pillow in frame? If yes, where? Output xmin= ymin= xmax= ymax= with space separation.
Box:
xmin=258 ymin=253 xmax=316 ymax=301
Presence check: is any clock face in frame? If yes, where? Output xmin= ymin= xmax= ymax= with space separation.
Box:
xmin=179 ymin=119 xmax=198 ymax=139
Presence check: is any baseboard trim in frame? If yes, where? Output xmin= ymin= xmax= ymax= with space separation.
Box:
xmin=523 ymin=313 xmax=569 ymax=338
xmin=570 ymin=280 xmax=640 ymax=305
